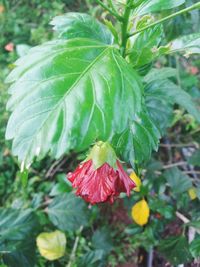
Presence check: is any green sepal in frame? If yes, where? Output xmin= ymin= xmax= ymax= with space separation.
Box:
xmin=86 ymin=141 xmax=117 ymax=170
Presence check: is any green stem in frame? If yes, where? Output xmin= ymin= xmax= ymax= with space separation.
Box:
xmin=108 ymin=0 xmax=117 ymax=13
xmin=96 ymin=0 xmax=123 ymax=21
xmin=66 ymin=226 xmax=83 ymax=267
xmin=128 ymin=2 xmax=200 ymax=37
xmin=121 ymin=0 xmax=133 ymax=57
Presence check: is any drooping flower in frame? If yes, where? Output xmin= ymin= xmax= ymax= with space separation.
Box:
xmin=67 ymin=141 xmax=136 ymax=204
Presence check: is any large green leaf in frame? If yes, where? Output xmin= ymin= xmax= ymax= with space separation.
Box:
xmin=0 ymin=209 xmax=39 ymax=267
xmin=112 ymin=110 xmax=161 ymax=165
xmin=0 ymin=209 xmax=38 ymax=244
xmin=135 ymin=0 xmax=185 ymax=16
xmin=50 ymin=13 xmax=113 ymax=45
xmin=6 ymin=38 xmax=142 ymax=165
xmin=158 ymin=236 xmax=192 ymax=265
xmin=47 ymin=193 xmax=89 ymax=232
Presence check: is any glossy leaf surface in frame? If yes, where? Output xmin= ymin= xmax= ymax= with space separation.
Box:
xmin=6 ymin=38 xmax=142 ymax=164
xmin=112 ymin=110 xmax=161 ymax=164
xmin=50 ymin=13 xmax=113 ymax=45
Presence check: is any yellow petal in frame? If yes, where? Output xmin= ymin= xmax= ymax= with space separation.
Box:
xmin=131 ymin=199 xmax=150 ymax=226
xmin=36 ymin=230 xmax=66 ymax=261
xmin=130 ymin=172 xmax=142 ymax=192
xmin=188 ymin=187 xmax=197 ymax=200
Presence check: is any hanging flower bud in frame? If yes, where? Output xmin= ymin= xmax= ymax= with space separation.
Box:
xmin=68 ymin=141 xmax=136 ymax=204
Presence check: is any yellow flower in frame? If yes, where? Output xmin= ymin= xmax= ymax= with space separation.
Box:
xmin=130 ymin=172 xmax=142 ymax=192
xmin=131 ymin=199 xmax=150 ymax=226
xmin=188 ymin=187 xmax=197 ymax=200
xmin=36 ymin=230 xmax=66 ymax=261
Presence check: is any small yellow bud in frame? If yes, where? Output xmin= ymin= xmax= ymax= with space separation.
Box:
xmin=131 ymin=199 xmax=150 ymax=226
xmin=130 ymin=172 xmax=142 ymax=192
xmin=36 ymin=230 xmax=66 ymax=261
xmin=188 ymin=187 xmax=197 ymax=200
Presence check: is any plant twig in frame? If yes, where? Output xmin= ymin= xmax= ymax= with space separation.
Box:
xmin=147 ymin=248 xmax=154 ymax=267
xmin=95 ymin=0 xmax=123 ymax=21
xmin=162 ymin=161 xmax=188 ymax=169
xmin=128 ymin=2 xmax=200 ymax=37
xmin=183 ymin=170 xmax=200 ymax=175
xmin=176 ymin=211 xmax=200 ymax=235
xmin=160 ymin=143 xmax=199 ymax=148
xmin=66 ymin=226 xmax=83 ymax=267
xmin=45 ymin=157 xmax=67 ymax=178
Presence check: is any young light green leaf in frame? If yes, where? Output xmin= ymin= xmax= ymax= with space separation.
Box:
xmin=168 ymin=32 xmax=200 ymax=55
xmin=135 ymin=0 xmax=185 ymax=16
xmin=6 ymin=38 xmax=142 ymax=165
xmin=50 ymin=13 xmax=113 ymax=45
xmin=129 ymin=24 xmax=163 ymax=68
xmin=144 ymin=68 xmax=177 ymax=84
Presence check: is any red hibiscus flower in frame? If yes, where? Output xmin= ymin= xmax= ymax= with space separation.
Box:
xmin=67 ymin=142 xmax=135 ymax=204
